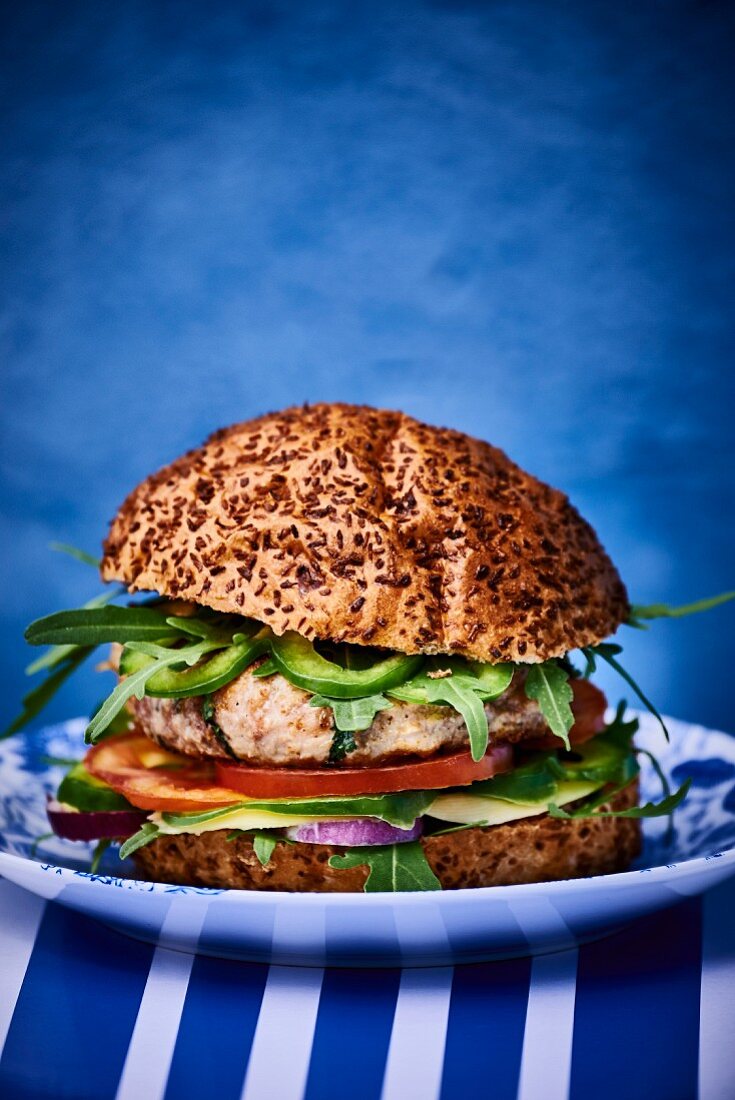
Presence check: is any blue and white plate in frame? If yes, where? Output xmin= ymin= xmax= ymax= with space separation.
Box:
xmin=1 ymin=713 xmax=734 ymax=967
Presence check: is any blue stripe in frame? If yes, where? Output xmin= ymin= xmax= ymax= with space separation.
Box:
xmin=303 ymin=968 xmax=401 ymax=1100
xmin=570 ymin=899 xmax=702 ymax=1100
xmin=164 ymin=957 xmax=269 ymax=1100
xmin=440 ymin=957 xmax=532 ymax=1100
xmin=0 ymin=901 xmax=154 ymax=1100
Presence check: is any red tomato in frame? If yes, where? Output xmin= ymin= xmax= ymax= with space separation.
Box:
xmin=214 ymin=743 xmax=514 ymax=798
xmin=522 ymin=678 xmax=607 ymax=751
xmin=85 ymin=734 xmax=245 ymax=811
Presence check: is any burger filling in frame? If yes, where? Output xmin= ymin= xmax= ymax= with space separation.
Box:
xmin=13 ymin=595 xmax=693 ymax=892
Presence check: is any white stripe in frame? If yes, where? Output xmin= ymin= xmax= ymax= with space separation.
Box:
xmin=240 ymin=966 xmax=323 ymax=1100
xmin=380 ymin=967 xmax=453 ymax=1100
xmin=517 ymin=949 xmax=578 ymax=1100
xmin=115 ymin=901 xmax=206 ymax=1100
xmin=0 ymin=879 xmax=46 ymax=1056
xmin=699 ymin=874 xmax=735 ymax=1100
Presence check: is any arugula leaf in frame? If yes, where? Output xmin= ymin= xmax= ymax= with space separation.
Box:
xmin=389 ymin=659 xmax=513 ymax=761
xmin=549 ymin=778 xmax=691 ymax=820
xmin=25 ymin=588 xmax=124 ymax=675
xmin=252 ymin=833 xmax=278 ymax=866
xmin=90 ymin=838 xmax=112 ymax=874
xmin=89 ymin=703 xmax=136 ymax=739
xmin=634 ymin=739 xmax=677 ymax=843
xmin=201 ymin=696 xmax=237 ymax=758
xmin=629 ymin=592 xmax=735 ymax=627
xmin=467 ymin=754 xmax=560 ymax=803
xmin=119 ymin=822 xmax=160 ymax=859
xmin=329 ymin=842 xmax=441 ymax=892
xmin=524 ymin=661 xmax=574 ymax=750
xmin=310 ymin=693 xmax=392 ymax=734
xmin=25 ymin=605 xmax=184 ymax=647
xmin=49 ymin=542 xmax=101 ymax=568
xmin=602 ymin=700 xmax=640 ymax=746
xmin=2 ymin=647 xmax=94 ymax=739
xmin=161 ymin=789 xmax=435 ymax=830
xmin=29 ymin=831 xmax=55 ymax=858
xmin=584 ymin=643 xmax=669 ymax=741
xmin=328 ymin=728 xmax=357 ymax=762
xmin=423 ymin=678 xmax=489 ymax=761
xmin=86 ymin=638 xmax=220 ymax=743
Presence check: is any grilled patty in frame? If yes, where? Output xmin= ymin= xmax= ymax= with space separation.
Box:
xmin=128 ymin=664 xmax=548 ymax=767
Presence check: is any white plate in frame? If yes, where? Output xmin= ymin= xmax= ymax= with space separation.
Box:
xmin=1 ymin=713 xmax=734 ymax=966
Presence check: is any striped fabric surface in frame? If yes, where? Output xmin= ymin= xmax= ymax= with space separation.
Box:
xmin=0 ymin=875 xmax=733 ymax=1100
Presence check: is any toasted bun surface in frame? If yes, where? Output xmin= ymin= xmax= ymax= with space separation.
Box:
xmin=132 ymin=783 xmax=641 ymax=892
xmin=102 ymin=403 xmax=627 ymax=662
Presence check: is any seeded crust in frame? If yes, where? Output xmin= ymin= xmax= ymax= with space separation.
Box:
xmin=132 ymin=782 xmax=641 ymax=892
xmin=101 ymin=403 xmax=628 ymax=663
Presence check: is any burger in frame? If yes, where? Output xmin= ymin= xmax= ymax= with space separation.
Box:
xmin=11 ymin=403 xmax=725 ymax=892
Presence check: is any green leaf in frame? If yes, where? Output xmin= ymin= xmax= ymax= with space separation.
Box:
xmin=329 ymin=842 xmax=442 ymax=892
xmin=328 ymin=728 xmax=357 ymax=762
xmin=2 ymin=647 xmax=94 ymax=739
xmin=89 ymin=702 xmax=136 ymax=739
xmin=90 ymin=838 xmax=112 ymax=874
xmin=524 ymin=661 xmax=574 ymax=750
xmin=49 ymin=542 xmax=101 ymax=568
xmin=549 ymin=778 xmax=691 ymax=821
xmin=25 ymin=589 xmax=124 ymax=675
xmin=119 ymin=822 xmax=160 ymax=859
xmin=201 ymin=696 xmax=237 ymax=758
xmin=586 ymin=643 xmax=669 ymax=741
xmin=602 ymin=700 xmax=640 ymax=747
xmin=252 ymin=833 xmax=278 ymax=866
xmin=629 ymin=592 xmax=735 ymax=625
xmin=468 ymin=755 xmax=560 ymax=802
xmin=85 ymin=639 xmax=216 ymax=743
xmin=120 ymin=630 xmax=271 ymax=698
xmin=310 ymin=693 xmax=392 ymax=733
xmin=424 ymin=678 xmax=489 ymax=761
xmin=389 ymin=659 xmax=514 ymax=761
xmin=25 ymin=606 xmax=183 ymax=647
xmin=162 ymin=789 xmax=435 ymax=830
xmin=29 ymin=831 xmax=55 ymax=858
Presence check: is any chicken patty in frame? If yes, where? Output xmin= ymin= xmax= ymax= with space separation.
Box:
xmin=128 ymin=665 xmax=548 ymax=767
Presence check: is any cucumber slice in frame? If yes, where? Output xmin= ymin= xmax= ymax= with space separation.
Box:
xmin=426 ymin=779 xmax=602 ymax=827
xmin=57 ymin=763 xmax=133 ymax=812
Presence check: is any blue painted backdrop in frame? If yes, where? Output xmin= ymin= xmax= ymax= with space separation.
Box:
xmin=2 ymin=1 xmax=734 ymax=732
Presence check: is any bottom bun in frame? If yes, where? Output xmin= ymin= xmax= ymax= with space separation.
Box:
xmin=132 ymin=782 xmax=641 ymax=892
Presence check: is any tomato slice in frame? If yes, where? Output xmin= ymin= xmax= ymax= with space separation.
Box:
xmin=85 ymin=734 xmax=245 ymax=811
xmin=522 ymin=678 xmax=607 ymax=751
xmin=215 ymin=743 xmax=514 ymax=798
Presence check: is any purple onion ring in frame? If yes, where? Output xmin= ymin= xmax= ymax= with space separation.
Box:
xmin=47 ymin=799 xmax=146 ymax=842
xmin=287 ymin=817 xmax=423 ymax=846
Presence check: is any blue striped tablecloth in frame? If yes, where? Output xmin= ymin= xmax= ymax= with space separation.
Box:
xmin=0 ymin=874 xmax=733 ymax=1100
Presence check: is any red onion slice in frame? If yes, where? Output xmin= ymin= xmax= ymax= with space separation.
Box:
xmin=287 ymin=817 xmax=423 ymax=846
xmin=47 ymin=799 xmax=146 ymax=842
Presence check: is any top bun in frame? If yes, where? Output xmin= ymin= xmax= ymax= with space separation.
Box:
xmin=101 ymin=403 xmax=628 ymax=663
